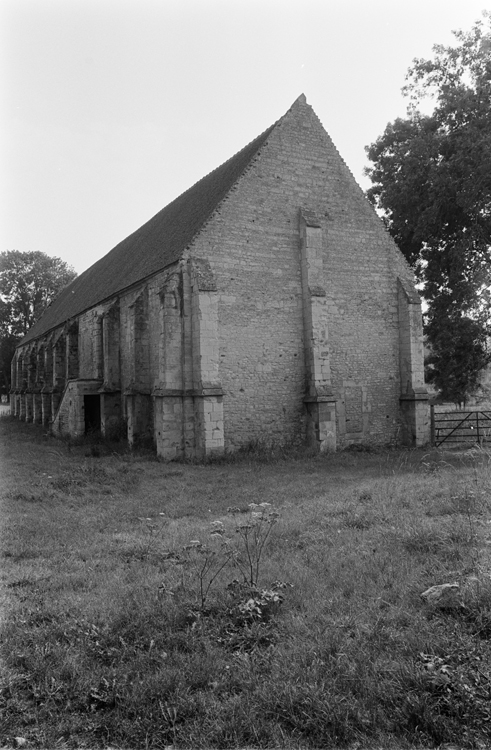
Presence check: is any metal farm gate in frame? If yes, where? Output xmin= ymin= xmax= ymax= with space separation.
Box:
xmin=431 ymin=407 xmax=491 ymax=447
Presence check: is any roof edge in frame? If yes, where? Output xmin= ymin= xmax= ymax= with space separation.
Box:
xmin=16 ymin=96 xmax=309 ymax=348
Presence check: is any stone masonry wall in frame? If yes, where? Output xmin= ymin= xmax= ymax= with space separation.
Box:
xmin=78 ymin=307 xmax=105 ymax=380
xmin=188 ymin=96 xmax=423 ymax=448
xmin=12 ymin=97 xmax=427 ymax=452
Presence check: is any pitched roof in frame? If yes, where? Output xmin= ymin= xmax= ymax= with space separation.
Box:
xmin=21 ymin=109 xmax=282 ymax=344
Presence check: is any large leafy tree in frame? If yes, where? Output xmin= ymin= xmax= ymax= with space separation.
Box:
xmin=365 ymin=13 xmax=491 ymax=404
xmin=0 ymin=250 xmax=76 ymax=393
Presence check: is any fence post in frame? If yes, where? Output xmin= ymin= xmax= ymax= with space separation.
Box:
xmin=430 ymin=405 xmax=435 ymax=445
xmin=476 ymin=412 xmax=480 ymax=443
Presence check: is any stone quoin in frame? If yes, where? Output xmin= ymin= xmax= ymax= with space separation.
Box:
xmin=11 ymin=95 xmax=429 ymax=457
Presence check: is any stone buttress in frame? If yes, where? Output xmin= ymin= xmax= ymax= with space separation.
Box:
xmin=152 ymin=259 xmax=224 ymax=459
xmin=189 ymin=258 xmax=224 ymax=458
xmin=299 ymin=209 xmax=337 ymax=450
xmin=397 ymin=278 xmax=428 ymax=445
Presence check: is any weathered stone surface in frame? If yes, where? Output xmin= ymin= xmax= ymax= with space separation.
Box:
xmin=10 ymin=95 xmax=429 ymax=458
xmin=420 ymin=583 xmax=460 ymax=607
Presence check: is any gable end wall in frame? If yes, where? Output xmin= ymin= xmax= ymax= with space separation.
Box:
xmin=10 ymin=97 xmax=427 ymax=452
xmin=188 ymin=98 xmax=422 ymax=448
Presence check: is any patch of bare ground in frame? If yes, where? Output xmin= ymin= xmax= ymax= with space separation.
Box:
xmin=1 ymin=418 xmax=490 ymax=749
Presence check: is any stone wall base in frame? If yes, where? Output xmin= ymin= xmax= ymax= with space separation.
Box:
xmin=153 ymin=390 xmax=225 ymax=460
xmin=400 ymin=391 xmax=429 ymax=446
xmin=304 ymin=396 xmax=337 ymax=451
xmin=126 ymin=393 xmax=153 ymax=448
xmin=100 ymin=392 xmax=123 ymax=440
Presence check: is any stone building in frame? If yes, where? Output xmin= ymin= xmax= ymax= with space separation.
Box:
xmin=11 ymin=95 xmax=429 ymax=457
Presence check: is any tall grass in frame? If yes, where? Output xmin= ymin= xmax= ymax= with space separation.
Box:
xmin=1 ymin=418 xmax=490 ymax=748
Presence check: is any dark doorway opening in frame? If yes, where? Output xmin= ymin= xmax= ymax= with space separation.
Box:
xmin=84 ymin=395 xmax=101 ymax=434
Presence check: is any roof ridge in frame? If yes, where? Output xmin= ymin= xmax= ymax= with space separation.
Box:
xmin=181 ymin=121 xmax=281 ymax=253
xmin=20 ymin=105 xmax=289 ymax=345
xmin=167 ymin=95 xmax=310 ymax=254
xmin=149 ymin=118 xmax=279 ymax=252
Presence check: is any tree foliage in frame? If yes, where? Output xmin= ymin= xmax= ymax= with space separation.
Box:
xmin=365 ymin=13 xmax=491 ymax=403
xmin=425 ymin=313 xmax=490 ymax=406
xmin=0 ymin=250 xmax=76 ymax=392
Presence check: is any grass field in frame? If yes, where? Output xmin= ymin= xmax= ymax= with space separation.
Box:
xmin=1 ymin=416 xmax=491 ymax=749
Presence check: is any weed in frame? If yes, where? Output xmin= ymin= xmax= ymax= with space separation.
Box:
xmin=229 ymin=502 xmax=279 ymax=588
xmin=163 ymin=505 xmax=281 ymax=612
xmin=177 ymin=529 xmax=235 ymax=610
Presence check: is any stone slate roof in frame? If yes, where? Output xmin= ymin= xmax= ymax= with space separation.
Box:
xmin=21 ymin=117 xmax=279 ymax=344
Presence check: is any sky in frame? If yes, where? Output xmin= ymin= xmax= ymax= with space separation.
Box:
xmin=1 ymin=0 xmax=489 ymax=275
